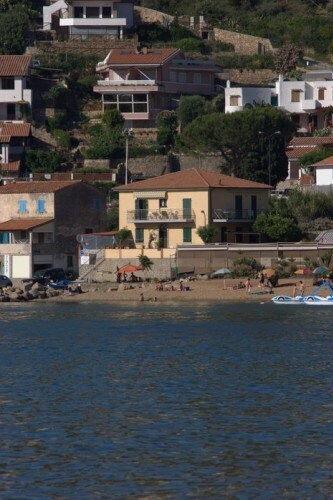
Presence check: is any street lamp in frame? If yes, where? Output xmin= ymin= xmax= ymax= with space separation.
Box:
xmin=201 ymin=210 xmax=206 ymax=226
xmin=123 ymin=129 xmax=132 ymax=185
xmin=259 ymin=131 xmax=281 ymax=186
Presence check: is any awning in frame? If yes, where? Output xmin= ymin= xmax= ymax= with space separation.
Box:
xmin=0 ymin=218 xmax=54 ymax=231
xmin=134 ymin=191 xmax=166 ymax=199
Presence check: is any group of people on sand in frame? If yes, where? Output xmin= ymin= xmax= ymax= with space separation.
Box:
xmin=117 ymin=272 xmax=143 ymax=284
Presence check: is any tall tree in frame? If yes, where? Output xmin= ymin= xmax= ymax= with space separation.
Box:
xmin=182 ymin=106 xmax=295 ymax=184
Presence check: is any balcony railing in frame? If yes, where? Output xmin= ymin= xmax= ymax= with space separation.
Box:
xmin=97 ymin=79 xmax=156 ymax=86
xmin=127 ymin=208 xmax=195 ymax=223
xmin=213 ymin=209 xmax=265 ymax=222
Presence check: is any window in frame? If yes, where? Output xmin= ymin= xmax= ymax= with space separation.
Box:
xmin=193 ymin=73 xmax=202 ymax=84
xmin=235 ymin=227 xmax=243 ymax=243
xmin=318 ymin=88 xmax=325 ymax=101
xmin=37 ymin=199 xmax=45 ymax=214
xmin=102 ymin=6 xmax=112 ymax=17
xmin=183 ymin=227 xmax=192 ymax=243
xmin=159 ymin=199 xmax=167 ymax=208
xmin=135 ymin=228 xmax=144 ymax=243
xmin=19 ymin=199 xmax=27 ymax=213
xmin=291 ymin=90 xmax=301 ymax=102
xmin=230 ymin=95 xmax=239 ymax=106
xmin=7 ymin=103 xmax=15 ymax=120
xmin=74 ymin=6 xmax=84 ymax=17
xmin=67 ymin=255 xmax=74 ymax=268
xmin=178 ymin=72 xmax=186 ymax=83
xmin=271 ymin=95 xmax=278 ymax=106
xmin=170 ymin=71 xmax=177 ymax=82
xmin=2 ymin=78 xmax=14 ymax=90
xmin=86 ymin=6 xmax=100 ymax=18
xmin=37 ymin=232 xmax=44 ymax=244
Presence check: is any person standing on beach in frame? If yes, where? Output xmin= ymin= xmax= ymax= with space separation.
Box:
xmin=299 ymin=281 xmax=305 ymax=297
xmin=259 ymin=272 xmax=265 ymax=288
xmin=245 ymin=278 xmax=251 ymax=293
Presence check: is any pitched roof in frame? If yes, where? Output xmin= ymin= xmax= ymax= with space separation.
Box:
xmin=315 ymin=230 xmax=333 ymax=244
xmin=0 ymin=218 xmax=53 ymax=231
xmin=0 ymin=122 xmax=31 ymax=138
xmin=116 ymin=168 xmax=271 ymax=191
xmin=290 ymin=136 xmax=333 ymax=146
xmin=0 ymin=180 xmax=81 ymax=194
xmin=0 ymin=55 xmax=31 ymax=76
xmin=286 ymin=145 xmax=320 ymax=159
xmin=312 ymin=155 xmax=333 ymax=167
xmin=103 ymin=48 xmax=180 ymax=66
xmin=0 ymin=161 xmax=20 ymax=172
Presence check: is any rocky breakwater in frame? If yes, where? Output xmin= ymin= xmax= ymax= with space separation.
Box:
xmin=0 ymin=282 xmax=61 ymax=303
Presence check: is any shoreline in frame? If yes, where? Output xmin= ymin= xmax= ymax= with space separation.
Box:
xmin=1 ymin=277 xmax=316 ymax=305
xmin=43 ymin=277 xmax=312 ymax=304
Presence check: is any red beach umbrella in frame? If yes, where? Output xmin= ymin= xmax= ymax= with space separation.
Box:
xmin=116 ymin=264 xmax=145 ymax=274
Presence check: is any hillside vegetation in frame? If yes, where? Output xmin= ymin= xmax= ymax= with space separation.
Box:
xmin=136 ymin=0 xmax=333 ymax=56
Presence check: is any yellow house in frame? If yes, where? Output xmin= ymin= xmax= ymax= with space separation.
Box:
xmin=115 ymin=168 xmax=271 ymax=248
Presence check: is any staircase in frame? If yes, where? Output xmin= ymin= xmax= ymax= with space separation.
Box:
xmin=79 ymin=250 xmax=105 ymax=282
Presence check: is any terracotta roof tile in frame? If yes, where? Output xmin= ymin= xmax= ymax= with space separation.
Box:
xmin=104 ymin=48 xmax=180 ymax=66
xmin=0 ymin=122 xmax=31 ymax=137
xmin=0 ymin=161 xmax=20 ymax=172
xmin=0 ymin=180 xmax=81 ymax=194
xmin=290 ymin=136 xmax=333 ymax=146
xmin=286 ymin=145 xmax=319 ymax=159
xmin=313 ymin=155 xmax=333 ymax=167
xmin=0 ymin=55 xmax=31 ymax=76
xmin=0 ymin=218 xmax=53 ymax=231
xmin=116 ymin=168 xmax=271 ymax=191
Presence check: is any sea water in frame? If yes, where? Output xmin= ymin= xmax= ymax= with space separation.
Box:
xmin=0 ymin=302 xmax=332 ymax=497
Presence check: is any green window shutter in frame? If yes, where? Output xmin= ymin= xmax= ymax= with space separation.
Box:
xmin=135 ymin=228 xmax=144 ymax=243
xmin=183 ymin=227 xmax=192 ymax=243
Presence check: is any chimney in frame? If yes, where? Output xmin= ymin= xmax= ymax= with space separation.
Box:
xmin=142 ymin=46 xmax=148 ymax=55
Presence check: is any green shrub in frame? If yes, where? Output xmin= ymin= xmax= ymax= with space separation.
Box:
xmin=175 ymin=38 xmax=203 ymax=52
xmin=47 ymin=112 xmax=67 ymax=132
xmin=52 ymin=129 xmax=71 ymax=149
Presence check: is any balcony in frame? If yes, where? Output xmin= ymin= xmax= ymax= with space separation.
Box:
xmin=127 ymin=208 xmax=196 ymax=223
xmin=0 ymin=243 xmax=31 ymax=254
xmin=60 ymin=17 xmax=126 ymax=27
xmin=97 ymin=79 xmax=157 ymax=87
xmin=213 ymin=209 xmax=265 ymax=222
xmin=301 ymin=99 xmax=318 ymax=111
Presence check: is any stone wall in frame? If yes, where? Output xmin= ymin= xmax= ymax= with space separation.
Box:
xmin=134 ymin=6 xmax=174 ymax=27
xmin=214 ymin=28 xmax=273 ymax=55
xmin=230 ymin=69 xmax=278 ymax=85
xmin=36 ymin=37 xmax=137 ymax=57
xmin=91 ymin=257 xmax=174 ymax=282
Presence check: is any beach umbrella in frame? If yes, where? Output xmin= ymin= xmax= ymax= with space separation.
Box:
xmin=211 ymin=268 xmax=231 ymax=277
xmin=262 ymin=268 xmax=276 ymax=278
xmin=294 ymin=268 xmax=312 ymax=275
xmin=313 ymin=266 xmax=328 ymax=275
xmin=116 ymin=264 xmax=144 ymax=274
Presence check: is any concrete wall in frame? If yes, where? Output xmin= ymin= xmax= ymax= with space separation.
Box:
xmin=90 ymin=254 xmax=175 ymax=281
xmin=177 ymin=244 xmax=333 ymax=274
xmin=214 ymin=28 xmax=273 ymax=55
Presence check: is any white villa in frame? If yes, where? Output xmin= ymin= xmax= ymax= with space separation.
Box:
xmin=43 ymin=0 xmax=134 ymax=39
xmin=225 ymin=72 xmax=333 ymax=132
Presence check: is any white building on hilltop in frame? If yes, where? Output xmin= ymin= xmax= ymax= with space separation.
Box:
xmin=225 ymin=72 xmax=333 ymax=133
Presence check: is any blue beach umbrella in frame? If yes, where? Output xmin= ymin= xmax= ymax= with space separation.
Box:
xmin=211 ymin=268 xmax=232 ymax=277
xmin=313 ymin=266 xmax=328 ymax=275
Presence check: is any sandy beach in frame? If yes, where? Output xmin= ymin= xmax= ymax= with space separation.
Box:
xmin=47 ymin=277 xmax=315 ymax=304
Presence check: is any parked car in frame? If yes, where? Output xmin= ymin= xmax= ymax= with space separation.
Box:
xmin=33 ymin=268 xmax=66 ymax=282
xmin=0 ymin=275 xmax=12 ymax=288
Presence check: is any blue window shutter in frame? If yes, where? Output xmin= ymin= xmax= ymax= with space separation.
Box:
xmin=19 ymin=199 xmax=27 ymax=213
xmin=0 ymin=232 xmax=9 ymax=244
xmin=94 ymin=198 xmax=101 ymax=210
xmin=37 ymin=199 xmax=45 ymax=213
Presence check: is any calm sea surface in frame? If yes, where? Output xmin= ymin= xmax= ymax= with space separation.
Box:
xmin=0 ymin=302 xmax=332 ymax=498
